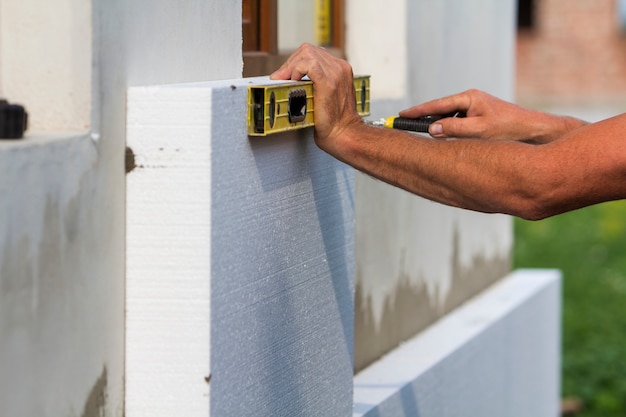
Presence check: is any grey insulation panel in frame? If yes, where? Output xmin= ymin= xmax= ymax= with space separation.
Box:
xmin=209 ymin=78 xmax=355 ymax=416
xmin=126 ymin=77 xmax=354 ymax=417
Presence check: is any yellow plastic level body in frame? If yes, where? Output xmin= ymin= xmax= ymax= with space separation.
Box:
xmin=248 ymin=75 xmax=370 ymax=136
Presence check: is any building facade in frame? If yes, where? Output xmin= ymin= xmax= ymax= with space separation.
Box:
xmin=517 ymin=0 xmax=626 ymax=105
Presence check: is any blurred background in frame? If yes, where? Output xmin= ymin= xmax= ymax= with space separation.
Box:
xmin=516 ymin=0 xmax=626 ymax=116
xmin=513 ymin=1 xmax=626 ymax=416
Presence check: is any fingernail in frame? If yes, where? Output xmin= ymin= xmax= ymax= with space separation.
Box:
xmin=430 ymin=123 xmax=443 ymax=136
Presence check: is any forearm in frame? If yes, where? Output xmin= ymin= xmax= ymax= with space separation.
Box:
xmin=325 ymin=123 xmax=542 ymax=216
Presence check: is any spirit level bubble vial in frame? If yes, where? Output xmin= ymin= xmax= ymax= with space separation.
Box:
xmin=248 ymin=76 xmax=370 ymax=136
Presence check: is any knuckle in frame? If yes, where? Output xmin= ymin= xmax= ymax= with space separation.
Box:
xmin=339 ymin=60 xmax=353 ymax=73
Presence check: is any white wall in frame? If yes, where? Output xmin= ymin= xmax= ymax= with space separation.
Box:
xmin=0 ymin=0 xmax=551 ymax=416
xmin=347 ymin=0 xmax=517 ymax=370
xmin=0 ymin=1 xmax=241 ymax=416
xmin=346 ymin=0 xmax=408 ymax=100
xmin=278 ymin=0 xmax=316 ymax=50
xmin=0 ymin=0 xmax=92 ymax=130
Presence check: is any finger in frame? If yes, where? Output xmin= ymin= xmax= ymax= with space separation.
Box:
xmin=400 ymin=93 xmax=472 ymax=118
xmin=270 ymin=55 xmax=296 ymax=79
xmin=270 ymin=44 xmax=310 ymax=79
xmin=289 ymin=66 xmax=309 ymax=81
xmin=430 ymin=116 xmax=487 ymax=139
xmin=270 ymin=66 xmax=291 ymax=80
xmin=270 ymin=58 xmax=310 ymax=81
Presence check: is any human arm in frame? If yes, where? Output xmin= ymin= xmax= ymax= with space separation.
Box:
xmin=329 ymin=115 xmax=626 ymax=219
xmin=271 ymin=44 xmax=626 ymax=219
xmin=399 ymin=89 xmax=588 ymax=143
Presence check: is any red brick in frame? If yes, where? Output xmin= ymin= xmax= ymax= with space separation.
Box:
xmin=516 ymin=0 xmax=626 ymax=105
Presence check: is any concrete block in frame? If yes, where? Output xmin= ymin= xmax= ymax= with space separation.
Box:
xmin=354 ymin=269 xmax=561 ymax=417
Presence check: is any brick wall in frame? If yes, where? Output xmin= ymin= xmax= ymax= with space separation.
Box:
xmin=516 ymin=0 xmax=626 ymax=105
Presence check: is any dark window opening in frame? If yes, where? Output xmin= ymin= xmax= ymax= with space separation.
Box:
xmin=517 ymin=0 xmax=535 ymax=29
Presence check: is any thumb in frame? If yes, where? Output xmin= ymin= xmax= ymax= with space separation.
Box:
xmin=428 ymin=122 xmax=445 ymax=138
xmin=429 ymin=117 xmax=483 ymax=139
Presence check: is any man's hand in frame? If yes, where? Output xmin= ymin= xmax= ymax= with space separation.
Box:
xmin=270 ymin=44 xmax=362 ymax=152
xmin=400 ymin=89 xmax=587 ymax=143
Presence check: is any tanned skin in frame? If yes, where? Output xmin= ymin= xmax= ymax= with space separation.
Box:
xmin=271 ymin=43 xmax=626 ymax=220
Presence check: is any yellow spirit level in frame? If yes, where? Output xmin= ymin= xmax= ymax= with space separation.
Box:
xmin=248 ymin=76 xmax=370 ymax=136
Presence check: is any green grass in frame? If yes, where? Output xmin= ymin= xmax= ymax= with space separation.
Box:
xmin=514 ymin=200 xmax=626 ymax=416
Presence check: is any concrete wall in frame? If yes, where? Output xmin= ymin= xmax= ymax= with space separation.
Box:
xmin=0 ymin=0 xmax=92 ymax=130
xmin=354 ymin=270 xmax=561 ymax=417
xmin=347 ymin=0 xmax=516 ymax=371
xmin=0 ymin=0 xmax=241 ymax=416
